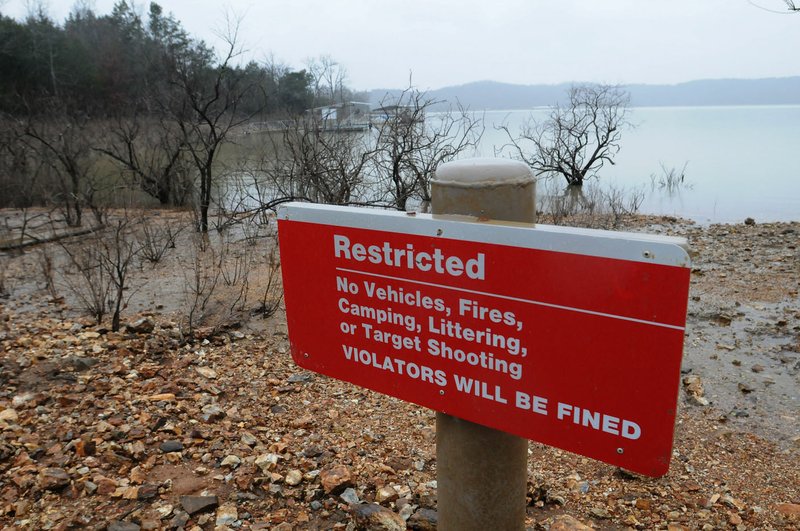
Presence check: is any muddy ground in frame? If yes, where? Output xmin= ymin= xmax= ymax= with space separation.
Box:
xmin=0 ymin=210 xmax=798 ymax=530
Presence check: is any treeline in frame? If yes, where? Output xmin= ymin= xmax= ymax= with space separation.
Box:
xmin=0 ymin=1 xmax=483 ymax=236
xmin=0 ymin=1 xmax=372 ymax=231
xmin=0 ymin=1 xmax=329 ymax=117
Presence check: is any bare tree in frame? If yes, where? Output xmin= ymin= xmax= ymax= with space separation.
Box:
xmin=164 ymin=20 xmax=263 ymax=232
xmin=181 ymin=233 xmax=222 ymax=336
xmin=0 ymin=118 xmax=52 ymax=245
xmin=253 ymin=86 xmax=482 ymax=214
xmin=99 ymin=217 xmax=139 ymax=331
xmin=137 ymin=214 xmax=182 ymax=264
xmin=59 ymin=234 xmax=113 ymax=324
xmin=750 ymin=0 xmax=799 ymax=12
xmin=0 ymin=253 xmax=8 ymax=299
xmin=260 ymin=114 xmax=375 ymax=207
xmin=0 ymin=120 xmax=31 ymax=209
xmin=306 ymin=55 xmax=348 ymax=105
xmin=58 ymin=215 xmax=140 ymax=330
xmin=372 ymin=86 xmax=484 ymax=210
xmin=502 ymin=84 xmax=630 ymax=187
xmin=23 ymin=107 xmax=106 ymax=226
xmin=254 ymin=236 xmax=282 ymax=318
xmin=98 ymin=114 xmax=193 ymax=206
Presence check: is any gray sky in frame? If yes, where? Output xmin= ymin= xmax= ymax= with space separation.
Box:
xmin=3 ymin=0 xmax=799 ymax=90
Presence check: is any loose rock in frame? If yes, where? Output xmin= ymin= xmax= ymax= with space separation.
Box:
xmin=159 ymin=440 xmax=184 ymax=453
xmin=542 ymin=514 xmax=593 ymax=530
xmin=0 ymin=408 xmax=19 ymax=423
xmin=127 ymin=318 xmax=155 ymax=334
xmin=683 ymin=375 xmax=705 ymax=397
xmin=38 ymin=468 xmax=70 ymax=490
xmin=180 ymin=495 xmax=219 ymax=515
xmin=240 ymin=432 xmax=258 ymax=446
xmin=137 ymin=484 xmax=159 ymax=500
xmin=407 ymin=508 xmax=437 ymax=530
xmin=221 ymin=454 xmax=241 ymax=468
xmin=340 ymin=487 xmax=360 ymax=505
xmin=215 ymin=504 xmax=238 ymax=526
xmin=285 ymin=469 xmax=303 ymax=486
xmin=200 ymin=404 xmax=226 ymax=422
xmin=195 ymin=366 xmax=217 ymax=379
xmin=255 ymin=453 xmax=279 ymax=473
xmin=351 ymin=503 xmax=406 ymax=531
xmin=169 ymin=511 xmax=190 ymax=529
xmin=146 ymin=393 xmax=176 ymax=402
xmin=375 ymin=485 xmax=399 ymax=504
xmin=319 ymin=464 xmax=353 ymax=494
xmin=84 ymin=481 xmax=98 ymax=495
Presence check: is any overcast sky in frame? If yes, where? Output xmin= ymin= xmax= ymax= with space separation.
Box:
xmin=2 ymin=0 xmax=799 ymax=90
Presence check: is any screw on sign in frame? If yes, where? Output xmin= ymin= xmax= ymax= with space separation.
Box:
xmin=278 ymin=202 xmax=691 ymax=475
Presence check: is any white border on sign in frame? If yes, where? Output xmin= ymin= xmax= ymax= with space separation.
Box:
xmin=278 ymin=203 xmax=691 ymax=268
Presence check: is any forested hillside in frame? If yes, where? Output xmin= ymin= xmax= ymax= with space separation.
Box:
xmin=0 ymin=1 xmax=368 ymax=230
xmin=0 ymin=2 xmax=325 ymax=117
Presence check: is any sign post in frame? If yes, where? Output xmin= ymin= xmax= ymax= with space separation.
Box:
xmin=277 ymin=159 xmax=691 ymax=526
xmin=431 ymin=159 xmax=534 ymax=531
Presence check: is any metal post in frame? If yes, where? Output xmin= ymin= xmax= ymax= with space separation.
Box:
xmin=431 ymin=158 xmax=535 ymax=531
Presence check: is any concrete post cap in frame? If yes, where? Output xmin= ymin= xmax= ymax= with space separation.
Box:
xmin=434 ymin=158 xmax=533 ymax=186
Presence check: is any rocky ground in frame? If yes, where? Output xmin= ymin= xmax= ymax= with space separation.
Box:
xmin=0 ymin=214 xmax=798 ymax=530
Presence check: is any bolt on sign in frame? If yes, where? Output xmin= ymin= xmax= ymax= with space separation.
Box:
xmin=278 ymin=203 xmax=691 ymax=477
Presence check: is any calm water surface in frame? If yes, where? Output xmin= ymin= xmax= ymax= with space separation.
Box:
xmin=478 ymin=106 xmax=800 ymax=224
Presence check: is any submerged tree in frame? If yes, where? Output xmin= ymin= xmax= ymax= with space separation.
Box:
xmin=503 ymin=84 xmax=630 ymax=187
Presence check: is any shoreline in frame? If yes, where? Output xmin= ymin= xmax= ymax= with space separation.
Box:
xmin=0 ymin=209 xmax=798 ymax=529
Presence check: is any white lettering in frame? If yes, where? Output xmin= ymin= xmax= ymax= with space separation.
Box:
xmin=554 ymin=402 xmax=642 ymax=440
xmin=333 ymin=234 xmax=486 ymax=280
xmin=621 ymin=420 xmax=641 ymax=440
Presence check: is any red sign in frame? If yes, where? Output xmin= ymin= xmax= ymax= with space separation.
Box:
xmin=278 ymin=204 xmax=691 ymax=476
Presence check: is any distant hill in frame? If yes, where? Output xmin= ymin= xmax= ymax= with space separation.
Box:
xmin=368 ymin=77 xmax=800 ymax=110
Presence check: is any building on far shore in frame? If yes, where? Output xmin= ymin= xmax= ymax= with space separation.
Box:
xmin=306 ymin=102 xmax=371 ymax=131
xmin=246 ymin=101 xmax=424 ymax=134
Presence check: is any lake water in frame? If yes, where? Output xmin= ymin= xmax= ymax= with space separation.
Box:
xmin=476 ymin=106 xmax=800 ymax=224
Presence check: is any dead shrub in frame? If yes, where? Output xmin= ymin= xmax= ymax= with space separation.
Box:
xmin=59 ymin=234 xmax=113 ymax=324
xmin=138 ymin=215 xmax=183 ymax=264
xmin=253 ymin=239 xmax=283 ymax=319
xmin=180 ymin=233 xmax=223 ymax=337
xmin=36 ymin=246 xmax=59 ymax=301
xmin=536 ymin=179 xmax=644 ymax=229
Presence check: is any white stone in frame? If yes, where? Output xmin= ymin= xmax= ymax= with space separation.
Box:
xmin=339 ymin=488 xmax=359 ymax=505
xmin=285 ymin=469 xmax=303 ymax=486
xmin=215 ymin=505 xmax=238 ymax=526
xmin=220 ymin=455 xmax=241 ymax=468
xmin=0 ymin=409 xmax=19 ymax=422
xmin=254 ymin=453 xmax=280 ymax=473
xmin=195 ymin=366 xmax=217 ymax=379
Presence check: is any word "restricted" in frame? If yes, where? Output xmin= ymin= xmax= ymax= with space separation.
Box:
xmin=333 ymin=234 xmax=486 ymax=279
